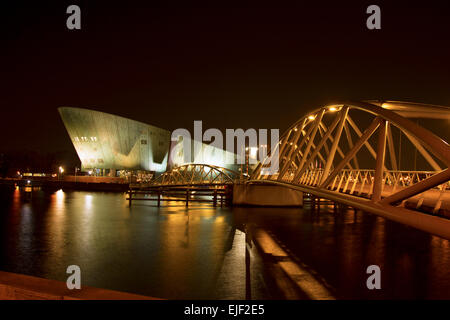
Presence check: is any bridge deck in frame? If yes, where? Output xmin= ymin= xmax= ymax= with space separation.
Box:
xmin=328 ymin=182 xmax=450 ymax=216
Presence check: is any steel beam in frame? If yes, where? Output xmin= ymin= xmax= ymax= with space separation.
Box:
xmin=320 ymin=117 xmax=381 ymax=188
xmin=403 ymin=131 xmax=442 ymax=171
xmin=293 ymin=110 xmax=342 ymax=183
xmin=380 ymin=168 xmax=450 ymax=205
xmin=249 ymin=179 xmax=450 ymax=240
xmin=287 ymin=109 xmax=325 ymax=181
xmin=344 ymin=121 xmax=359 ymax=169
xmin=386 ymin=123 xmax=398 ymax=171
xmin=320 ymin=106 xmax=349 ymax=185
xmin=372 ymin=120 xmax=387 ymax=202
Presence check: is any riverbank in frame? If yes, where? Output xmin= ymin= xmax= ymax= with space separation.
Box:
xmin=0 ymin=271 xmax=158 ymax=300
xmin=0 ymin=178 xmax=129 ymax=192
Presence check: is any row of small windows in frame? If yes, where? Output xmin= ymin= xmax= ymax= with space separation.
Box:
xmin=76 ymin=136 xmax=165 ymax=145
xmin=74 ymin=136 xmax=97 ymax=142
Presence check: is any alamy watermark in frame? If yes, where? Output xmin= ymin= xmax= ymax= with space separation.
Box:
xmin=66 ymin=5 xmax=380 ymax=31
xmin=171 ymin=121 xmax=280 ymax=175
xmin=366 ymin=265 xmax=381 ymax=290
xmin=366 ymin=5 xmax=381 ymax=30
xmin=66 ymin=5 xmax=81 ymax=30
xmin=66 ymin=265 xmax=81 ymax=289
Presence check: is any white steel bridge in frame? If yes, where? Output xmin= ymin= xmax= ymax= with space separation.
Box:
xmin=250 ymin=101 xmax=450 ymax=239
xmin=143 ymin=100 xmax=450 ymax=239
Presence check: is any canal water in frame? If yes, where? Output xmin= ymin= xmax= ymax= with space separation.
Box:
xmin=0 ymin=186 xmax=449 ymax=299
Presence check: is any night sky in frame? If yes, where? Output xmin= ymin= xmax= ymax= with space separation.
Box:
xmin=1 ymin=1 xmax=450 ymax=166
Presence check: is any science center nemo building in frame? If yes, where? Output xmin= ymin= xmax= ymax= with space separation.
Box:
xmin=58 ymin=107 xmax=237 ymax=177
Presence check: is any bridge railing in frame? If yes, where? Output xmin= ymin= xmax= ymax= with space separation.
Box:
xmin=251 ymin=101 xmax=450 ymax=238
xmin=275 ymin=168 xmax=449 ymax=214
xmin=287 ymin=169 xmax=447 ymax=190
xmin=134 ymin=164 xmax=243 ymax=188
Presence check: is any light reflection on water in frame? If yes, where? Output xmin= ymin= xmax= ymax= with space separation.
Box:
xmin=234 ymin=204 xmax=450 ymax=299
xmin=0 ymin=188 xmax=450 ymax=299
xmin=0 ymin=188 xmax=261 ymax=299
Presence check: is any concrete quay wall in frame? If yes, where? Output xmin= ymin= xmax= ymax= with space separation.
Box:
xmin=0 ymin=271 xmax=158 ymax=300
xmin=233 ymin=183 xmax=303 ymax=207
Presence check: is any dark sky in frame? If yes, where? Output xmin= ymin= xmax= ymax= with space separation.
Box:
xmin=1 ymin=1 xmax=450 ymax=162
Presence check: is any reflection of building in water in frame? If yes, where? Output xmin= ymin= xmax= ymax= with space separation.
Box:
xmin=59 ymin=107 xmax=242 ymax=177
xmin=156 ymin=210 xmax=236 ymax=299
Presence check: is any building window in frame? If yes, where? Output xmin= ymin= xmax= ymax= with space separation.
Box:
xmin=141 ymin=139 xmax=147 ymax=145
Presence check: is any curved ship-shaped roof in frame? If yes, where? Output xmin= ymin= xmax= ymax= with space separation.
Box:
xmin=58 ymin=107 xmax=171 ymax=172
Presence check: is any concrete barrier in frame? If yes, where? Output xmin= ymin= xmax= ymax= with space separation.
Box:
xmin=0 ymin=271 xmax=159 ymax=300
xmin=233 ymin=183 xmax=303 ymax=206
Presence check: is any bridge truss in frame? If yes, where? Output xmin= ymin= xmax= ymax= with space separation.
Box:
xmin=151 ymin=164 xmax=240 ymax=187
xmin=252 ymin=101 xmax=450 ymax=239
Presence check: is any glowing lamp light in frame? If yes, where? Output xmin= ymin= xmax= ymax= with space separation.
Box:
xmin=308 ymin=115 xmax=315 ymax=120
xmin=329 ymin=106 xmax=337 ymax=112
xmin=59 ymin=166 xmax=64 ymax=173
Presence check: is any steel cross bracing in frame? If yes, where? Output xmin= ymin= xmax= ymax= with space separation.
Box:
xmin=251 ymin=101 xmax=450 ymax=239
xmin=151 ymin=164 xmax=241 ymax=186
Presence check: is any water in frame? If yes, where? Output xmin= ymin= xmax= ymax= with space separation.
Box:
xmin=1 ymin=186 xmax=450 ymax=299
xmin=0 ymin=187 xmax=271 ymax=299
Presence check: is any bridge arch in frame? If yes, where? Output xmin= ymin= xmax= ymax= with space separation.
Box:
xmin=152 ymin=164 xmax=240 ymax=186
xmin=251 ymin=100 xmax=450 ymax=239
